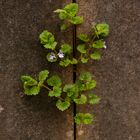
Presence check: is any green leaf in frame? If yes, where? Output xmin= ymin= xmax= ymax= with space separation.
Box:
xmin=64 ymin=3 xmax=78 ymax=16
xmin=65 ymin=96 xmax=72 ymax=102
xmin=78 ymin=34 xmax=89 ymax=42
xmin=44 ymin=41 xmax=57 ymax=50
xmin=60 ymin=44 xmax=72 ymax=54
xmin=47 ymin=75 xmax=62 ymax=87
xmin=21 ymin=76 xmax=37 ymax=84
xmin=90 ymin=51 xmax=101 ymax=60
xmin=74 ymin=94 xmax=87 ymax=104
xmin=74 ymin=113 xmax=93 ymax=124
xmin=55 ymin=3 xmax=78 ymax=20
xmin=76 ymin=78 xmax=96 ymax=91
xmin=39 ymin=30 xmax=57 ymax=50
xmin=81 ymin=57 xmax=89 ymax=63
xmin=46 ymin=52 xmax=57 ymax=62
xmin=77 ymin=44 xmax=86 ymax=54
xmin=86 ymin=80 xmax=96 ymax=90
xmin=56 ymin=100 xmax=70 ymax=111
xmin=76 ymin=80 xmax=86 ymax=91
xmin=88 ymin=94 xmax=100 ymax=104
xmin=39 ymin=30 xmax=54 ymax=44
xmin=70 ymin=58 xmax=78 ymax=64
xmin=21 ymin=76 xmax=32 ymax=82
xmin=38 ymin=70 xmax=49 ymax=82
xmin=54 ymin=4 xmax=83 ymax=25
xmin=48 ymin=86 xmax=62 ymax=97
xmin=59 ymin=59 xmax=71 ymax=67
xmin=79 ymin=72 xmax=92 ymax=82
xmin=60 ymin=24 xmax=68 ymax=31
xmin=74 ymin=113 xmax=83 ymax=124
xmin=83 ymin=113 xmax=93 ymax=124
xmin=54 ymin=3 xmax=78 ymax=19
xmin=21 ymin=76 xmax=38 ymax=88
xmin=21 ymin=75 xmax=40 ymax=95
xmin=63 ymin=84 xmax=79 ymax=98
xmin=95 ymin=23 xmax=109 ymax=37
xmin=38 ymin=81 xmax=44 ymax=87
xmin=39 ymin=30 xmax=53 ymax=44
xmin=54 ymin=9 xmax=66 ymax=13
xmin=92 ymin=40 xmax=104 ymax=49
xmin=24 ymin=86 xmax=40 ymax=96
xmin=69 ymin=16 xmax=83 ymax=25
xmin=59 ymin=12 xmax=68 ymax=20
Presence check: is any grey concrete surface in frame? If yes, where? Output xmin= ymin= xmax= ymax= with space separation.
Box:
xmin=76 ymin=0 xmax=140 ymax=140
xmin=0 ymin=1 xmax=74 ymax=140
xmin=0 ymin=0 xmax=140 ymax=140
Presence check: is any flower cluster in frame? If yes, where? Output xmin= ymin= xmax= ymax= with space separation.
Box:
xmin=40 ymin=23 xmax=109 ymax=66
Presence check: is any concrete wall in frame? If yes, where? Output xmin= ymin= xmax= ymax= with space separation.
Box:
xmin=0 ymin=0 xmax=139 ymax=140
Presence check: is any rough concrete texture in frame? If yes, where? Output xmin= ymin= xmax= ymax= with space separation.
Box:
xmin=76 ymin=0 xmax=140 ymax=140
xmin=0 ymin=0 xmax=74 ymax=140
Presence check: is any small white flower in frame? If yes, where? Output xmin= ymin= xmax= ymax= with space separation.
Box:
xmin=103 ymin=42 xmax=107 ymax=49
xmin=50 ymin=52 xmax=56 ymax=60
xmin=58 ymin=51 xmax=64 ymax=58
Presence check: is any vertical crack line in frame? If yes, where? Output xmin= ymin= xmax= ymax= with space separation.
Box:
xmin=72 ymin=1 xmax=77 ymax=140
xmin=73 ymin=25 xmax=77 ymax=140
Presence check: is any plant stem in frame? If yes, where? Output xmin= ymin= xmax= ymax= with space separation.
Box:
xmin=42 ymin=84 xmax=51 ymax=91
xmin=78 ymin=54 xmax=82 ymax=62
xmin=54 ymin=49 xmax=58 ymax=54
xmin=58 ymin=96 xmax=65 ymax=101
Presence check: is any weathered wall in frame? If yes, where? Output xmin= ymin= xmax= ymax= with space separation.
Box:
xmin=0 ymin=1 xmax=74 ymax=140
xmin=0 ymin=0 xmax=140 ymax=140
xmin=76 ymin=0 xmax=140 ymax=140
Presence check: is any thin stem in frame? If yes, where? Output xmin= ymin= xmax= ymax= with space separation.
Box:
xmin=85 ymin=35 xmax=96 ymax=57
xmin=58 ymin=96 xmax=65 ymax=101
xmin=54 ymin=49 xmax=58 ymax=54
xmin=42 ymin=84 xmax=51 ymax=91
xmin=78 ymin=54 xmax=82 ymax=62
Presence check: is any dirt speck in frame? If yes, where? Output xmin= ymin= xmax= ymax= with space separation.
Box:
xmin=78 ymin=130 xmax=84 ymax=136
xmin=0 ymin=105 xmax=4 ymax=113
xmin=66 ymin=130 xmax=73 ymax=137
